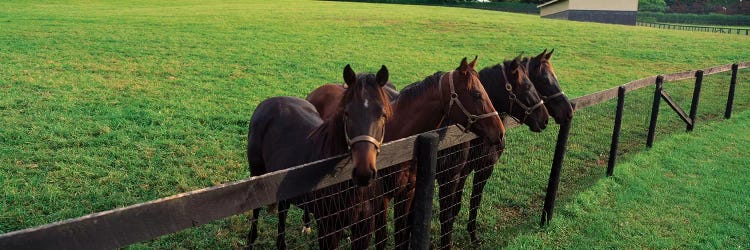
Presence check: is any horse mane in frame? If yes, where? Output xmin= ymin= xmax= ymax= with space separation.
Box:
xmin=396 ymin=71 xmax=443 ymax=106
xmin=307 ymin=111 xmax=347 ymax=158
xmin=480 ymin=64 xmax=506 ymax=89
xmin=502 ymin=59 xmax=527 ymax=88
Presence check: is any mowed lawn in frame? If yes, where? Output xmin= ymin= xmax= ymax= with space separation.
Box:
xmin=1 ymin=0 xmax=749 ymax=248
xmin=508 ymin=110 xmax=750 ymax=249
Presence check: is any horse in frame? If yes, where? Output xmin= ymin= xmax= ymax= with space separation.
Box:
xmin=436 ymin=56 xmax=550 ymax=249
xmin=246 ymin=64 xmax=392 ymax=249
xmin=522 ymin=49 xmax=574 ymax=124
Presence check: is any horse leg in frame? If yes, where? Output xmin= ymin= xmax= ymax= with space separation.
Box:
xmin=393 ymin=187 xmax=415 ymax=250
xmin=350 ymin=202 xmax=374 ymax=249
xmin=247 ymin=208 xmax=261 ymax=249
xmin=317 ymin=215 xmax=343 ymax=250
xmin=468 ymin=151 xmax=498 ymax=245
xmin=276 ymin=201 xmax=290 ymax=250
xmin=438 ymin=175 xmax=458 ymax=250
xmin=374 ymin=197 xmax=389 ymax=250
xmin=302 ymin=211 xmax=312 ymax=234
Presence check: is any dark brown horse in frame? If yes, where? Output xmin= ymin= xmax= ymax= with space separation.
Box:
xmin=436 ymin=56 xmax=549 ymax=249
xmin=246 ymin=65 xmax=391 ymax=249
xmin=522 ymin=49 xmax=574 ymax=124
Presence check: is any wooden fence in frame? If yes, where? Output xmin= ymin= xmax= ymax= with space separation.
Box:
xmin=0 ymin=61 xmax=747 ymax=249
xmin=638 ymin=22 xmax=750 ymax=35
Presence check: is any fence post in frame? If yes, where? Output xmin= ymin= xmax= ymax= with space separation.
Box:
xmin=647 ymin=76 xmax=664 ymax=148
xmin=409 ymin=132 xmax=438 ymax=250
xmin=687 ymin=70 xmax=704 ymax=131
xmin=725 ymin=64 xmax=739 ymax=119
xmin=540 ymin=113 xmax=573 ymax=226
xmin=607 ymin=86 xmax=626 ymax=176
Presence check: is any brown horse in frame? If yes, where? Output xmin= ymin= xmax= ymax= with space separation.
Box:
xmin=436 ymin=56 xmax=549 ymax=249
xmin=378 ymin=57 xmax=505 ymax=250
xmin=246 ymin=65 xmax=391 ymax=249
xmin=522 ymin=49 xmax=574 ymax=124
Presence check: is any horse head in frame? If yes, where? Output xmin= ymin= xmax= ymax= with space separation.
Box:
xmin=442 ymin=56 xmax=505 ymax=147
xmin=503 ymin=55 xmax=549 ymax=132
xmin=340 ymin=64 xmax=392 ymax=186
xmin=524 ymin=49 xmax=574 ymax=124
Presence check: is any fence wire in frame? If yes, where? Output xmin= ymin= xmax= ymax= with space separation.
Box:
xmin=193 ymin=69 xmax=748 ymax=250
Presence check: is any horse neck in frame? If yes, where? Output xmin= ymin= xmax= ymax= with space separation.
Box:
xmin=309 ymin=112 xmax=348 ymax=158
xmin=385 ymin=75 xmax=445 ymax=142
xmin=480 ymin=65 xmax=511 ymax=115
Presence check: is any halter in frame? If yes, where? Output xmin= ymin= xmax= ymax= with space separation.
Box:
xmin=542 ymin=91 xmax=566 ymax=102
xmin=343 ymin=115 xmax=385 ymax=153
xmin=500 ymin=64 xmax=545 ymax=124
xmin=438 ymin=70 xmax=499 ymax=132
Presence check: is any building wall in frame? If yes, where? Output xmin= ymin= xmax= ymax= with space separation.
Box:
xmin=568 ymin=10 xmax=637 ymax=25
xmin=539 ymin=0 xmax=638 ymax=25
xmin=540 ymin=1 xmax=569 ymax=16
xmin=568 ymin=0 xmax=638 ymax=12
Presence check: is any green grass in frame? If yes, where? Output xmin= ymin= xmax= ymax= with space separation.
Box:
xmin=0 ymin=0 xmax=749 ymax=248
xmin=507 ymin=110 xmax=750 ymax=249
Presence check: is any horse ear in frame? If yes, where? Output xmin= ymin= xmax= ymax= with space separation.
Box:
xmin=536 ymin=49 xmax=547 ymax=60
xmin=459 ymin=57 xmax=469 ymax=71
xmin=545 ymin=49 xmax=554 ymax=60
xmin=376 ymin=65 xmax=389 ymax=87
xmin=513 ymin=53 xmax=523 ymax=64
xmin=343 ymin=64 xmax=356 ymax=87
xmin=509 ymin=58 xmax=521 ymax=75
xmin=468 ymin=55 xmax=478 ymax=69
xmin=509 ymin=57 xmax=520 ymax=69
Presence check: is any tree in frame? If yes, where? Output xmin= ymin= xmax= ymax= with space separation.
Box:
xmin=640 ymin=0 xmax=668 ymax=12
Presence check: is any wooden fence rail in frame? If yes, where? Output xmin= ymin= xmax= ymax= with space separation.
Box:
xmin=1 ymin=61 xmax=747 ymax=249
xmin=638 ymin=22 xmax=750 ymax=35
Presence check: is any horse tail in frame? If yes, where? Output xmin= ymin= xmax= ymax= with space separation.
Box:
xmin=247 ymin=104 xmax=273 ymax=176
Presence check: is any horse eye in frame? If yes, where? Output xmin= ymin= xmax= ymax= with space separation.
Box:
xmin=471 ymin=91 xmax=482 ymax=99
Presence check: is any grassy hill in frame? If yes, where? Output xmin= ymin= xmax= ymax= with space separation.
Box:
xmin=1 ymin=0 xmax=748 ymax=248
xmin=508 ymin=110 xmax=750 ymax=249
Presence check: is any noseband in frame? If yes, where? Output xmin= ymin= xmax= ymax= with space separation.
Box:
xmin=343 ymin=115 xmax=385 ymax=153
xmin=541 ymin=91 xmax=566 ymax=103
xmin=500 ymin=64 xmax=545 ymax=124
xmin=439 ymin=70 xmax=499 ymax=132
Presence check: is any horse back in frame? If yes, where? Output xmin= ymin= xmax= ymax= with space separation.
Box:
xmin=248 ymin=96 xmax=322 ymax=175
xmin=305 ymin=84 xmax=345 ymax=120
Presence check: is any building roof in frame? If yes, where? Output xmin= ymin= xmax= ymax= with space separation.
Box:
xmin=537 ymin=0 xmax=564 ymax=8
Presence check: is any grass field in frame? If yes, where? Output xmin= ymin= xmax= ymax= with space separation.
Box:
xmin=1 ymin=0 xmax=748 ymax=248
xmin=508 ymin=110 xmax=750 ymax=249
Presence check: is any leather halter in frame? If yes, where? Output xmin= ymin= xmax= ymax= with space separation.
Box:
xmin=542 ymin=91 xmax=566 ymax=102
xmin=438 ymin=70 xmax=499 ymax=132
xmin=343 ymin=115 xmax=385 ymax=153
xmin=500 ymin=64 xmax=545 ymax=124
